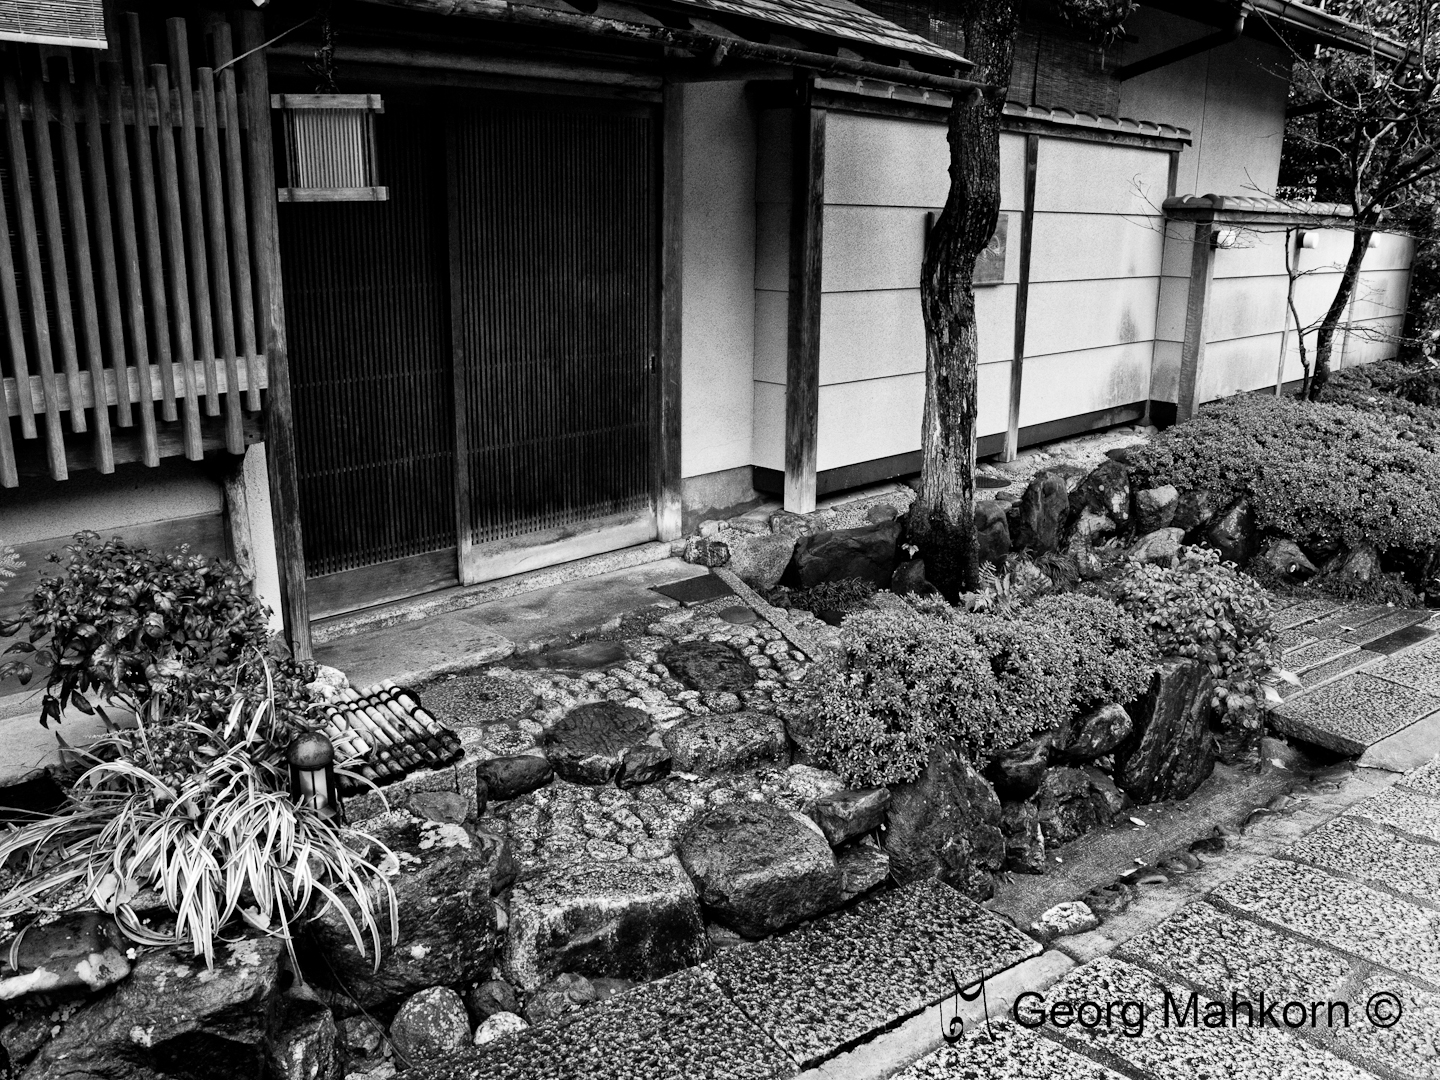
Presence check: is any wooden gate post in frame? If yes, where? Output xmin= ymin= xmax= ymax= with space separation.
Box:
xmin=785 ymin=78 xmax=824 ymax=515
xmin=237 ymin=11 xmax=312 ymax=659
xmin=1176 ymin=217 xmax=1217 ymax=423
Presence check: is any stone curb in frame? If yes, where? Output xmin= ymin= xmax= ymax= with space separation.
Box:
xmin=712 ymin=566 xmax=822 ymax=662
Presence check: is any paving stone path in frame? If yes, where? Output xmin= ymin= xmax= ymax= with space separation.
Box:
xmin=899 ymin=756 xmax=1440 ymax=1080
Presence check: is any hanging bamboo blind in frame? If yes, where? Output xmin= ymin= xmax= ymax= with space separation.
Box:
xmin=0 ymin=13 xmax=270 ymax=488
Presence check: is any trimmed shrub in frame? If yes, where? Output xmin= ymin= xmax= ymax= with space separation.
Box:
xmin=1319 ymin=361 xmax=1440 ymax=450
xmin=965 ymin=613 xmax=1076 ymax=750
xmin=798 ymin=605 xmax=1001 ymax=786
xmin=1091 ymin=546 xmax=1278 ymax=729
xmin=769 ymin=577 xmax=879 ymax=617
xmin=0 ymin=532 xmax=313 ymax=728
xmin=1127 ymin=395 xmax=1440 ymax=556
xmin=1025 ymin=592 xmax=1159 ymax=712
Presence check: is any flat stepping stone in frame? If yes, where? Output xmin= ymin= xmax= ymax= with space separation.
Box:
xmin=541 ymin=702 xmax=657 ymax=784
xmin=660 ymin=640 xmax=758 ymax=692
xmin=706 ymin=879 xmax=1040 ymax=1068
xmin=525 ymin=641 xmax=629 ymax=671
xmin=652 ymin=573 xmax=735 ymax=606
xmin=1336 ymin=973 xmax=1440 ymax=1079
xmin=1271 ymin=673 xmax=1440 ymax=755
xmin=1282 ymin=637 xmax=1358 ymax=673
xmin=416 ymin=965 xmax=793 ymax=1080
xmin=1401 ymin=757 xmax=1440 ymax=798
xmin=1369 ymin=639 xmax=1440 ymax=695
xmin=1347 ymin=785 xmax=1440 ymax=845
xmin=416 ymin=675 xmax=537 ymax=727
xmin=1273 ymin=598 xmax=1348 ymax=631
xmin=1115 ymin=897 xmax=1349 ymax=1002
xmin=1287 ymin=814 xmax=1440 ymax=905
xmin=1213 ymin=858 xmax=1440 ymax=985
xmin=662 ymin=712 xmax=788 ymax=776
xmin=1340 ymin=608 xmax=1430 ymax=646
xmin=1296 ymin=648 xmax=1380 ymax=692
xmin=1039 ymin=956 xmax=1374 ymax=1080
xmin=1301 ymin=604 xmax=1395 ymax=638
xmin=1366 ymin=621 xmax=1436 ymax=654
xmin=897 ymin=1020 xmax=1126 ymax=1080
xmin=1277 ymin=627 xmax=1318 ymax=652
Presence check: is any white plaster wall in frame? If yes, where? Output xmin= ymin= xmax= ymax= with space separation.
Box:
xmin=752 ymin=107 xmax=789 ymax=472
xmin=242 ymin=445 xmax=284 ymax=634
xmin=1118 ymin=8 xmax=1291 ymax=198
xmin=679 ymin=82 xmax=756 ymax=480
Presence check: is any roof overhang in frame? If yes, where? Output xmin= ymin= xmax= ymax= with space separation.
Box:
xmin=1140 ymin=0 xmax=1409 ymax=65
xmin=356 ymin=0 xmax=982 ymax=94
xmin=0 ymin=0 xmax=106 ymax=49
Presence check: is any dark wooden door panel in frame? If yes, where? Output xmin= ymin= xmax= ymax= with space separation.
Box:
xmin=449 ymin=99 xmax=658 ymax=577
xmin=280 ymin=96 xmax=456 ymax=594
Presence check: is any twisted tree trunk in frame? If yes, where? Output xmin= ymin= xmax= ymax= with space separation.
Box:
xmin=912 ymin=6 xmax=1017 ymax=599
xmin=1307 ymin=224 xmax=1374 ymax=399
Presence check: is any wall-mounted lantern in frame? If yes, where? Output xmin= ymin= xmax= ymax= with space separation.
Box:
xmin=272 ymin=93 xmax=387 ymax=203
xmin=288 ymin=730 xmax=344 ymax=820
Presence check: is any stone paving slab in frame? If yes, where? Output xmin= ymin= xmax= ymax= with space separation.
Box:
xmin=1370 ymin=638 xmax=1440 ymax=696
xmin=1115 ymin=898 xmax=1351 ymax=1002
xmin=1301 ymin=605 xmax=1396 ymax=639
xmin=1282 ymin=638 xmax=1360 ymax=674
xmin=895 ymin=1021 xmax=1126 ymax=1080
xmin=706 ymin=879 xmax=1041 ymax=1068
xmin=416 ymin=966 xmax=795 ymax=1080
xmin=1347 ymin=785 xmax=1440 ymax=846
xmin=1270 ymin=673 xmax=1440 ymax=755
xmin=1274 ymin=598 xmax=1349 ymax=631
xmin=1038 ymin=956 xmax=1374 ymax=1080
xmin=1364 ymin=622 xmax=1435 ymax=656
xmin=1334 ymin=972 xmax=1440 ymax=1079
xmin=1213 ymin=858 xmax=1440 ymax=986
xmin=1278 ymin=627 xmax=1319 ymax=653
xmin=1297 ymin=649 xmax=1382 ymax=691
xmin=1341 ymin=609 xmax=1432 ymax=646
xmin=1400 ymin=757 xmax=1440 ymax=798
xmin=1286 ymin=813 xmax=1440 ymax=905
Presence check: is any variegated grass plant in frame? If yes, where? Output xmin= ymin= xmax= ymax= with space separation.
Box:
xmin=0 ymin=666 xmax=397 ymax=970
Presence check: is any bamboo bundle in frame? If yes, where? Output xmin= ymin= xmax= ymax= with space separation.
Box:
xmin=326 ymin=682 xmax=464 ymax=792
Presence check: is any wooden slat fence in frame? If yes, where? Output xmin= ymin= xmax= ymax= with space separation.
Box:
xmin=0 ymin=13 xmax=271 ymax=487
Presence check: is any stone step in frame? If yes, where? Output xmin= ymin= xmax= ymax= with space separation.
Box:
xmin=895 ymin=1019 xmax=1127 ymax=1080
xmin=706 ymin=879 xmax=1041 ymax=1069
xmin=1270 ymin=673 xmax=1440 ymax=755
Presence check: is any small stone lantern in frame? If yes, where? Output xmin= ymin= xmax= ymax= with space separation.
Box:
xmin=288 ymin=731 xmax=343 ymax=822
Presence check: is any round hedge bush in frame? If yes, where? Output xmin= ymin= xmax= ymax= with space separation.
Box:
xmin=1024 ymin=592 xmax=1158 ymax=713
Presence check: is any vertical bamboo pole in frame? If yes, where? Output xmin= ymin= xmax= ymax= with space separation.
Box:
xmin=103 ymin=61 xmax=160 ymax=465
xmin=126 ymin=14 xmax=177 ymax=424
xmin=0 ymin=59 xmax=35 ymax=454
xmin=238 ymin=11 xmax=312 ymax=659
xmin=212 ymin=23 xmax=260 ymax=412
xmin=3 ymin=63 xmax=67 ymax=479
xmin=199 ymin=66 xmax=242 ymax=452
xmin=53 ymin=57 xmax=113 ymax=471
xmin=167 ymin=19 xmax=219 ymax=419
xmin=151 ymin=62 xmax=204 ymax=459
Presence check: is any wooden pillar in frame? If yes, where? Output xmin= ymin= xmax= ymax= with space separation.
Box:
xmin=1004 ymin=132 xmax=1039 ymax=461
xmin=237 ymin=11 xmax=312 ymax=659
xmin=785 ymin=80 xmax=824 ymax=514
xmin=656 ymin=82 xmax=684 ymax=540
xmin=1176 ymin=218 xmax=1217 ymax=423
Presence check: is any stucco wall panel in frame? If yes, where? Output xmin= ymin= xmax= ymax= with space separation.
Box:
xmin=1028 ymin=212 xmax=1164 ymax=282
xmin=1207 ymin=274 xmax=1290 ymax=342
xmin=1033 ymin=140 xmax=1170 ymax=215
xmin=1025 ymin=277 xmax=1160 ymax=356
xmin=1019 ymin=341 xmax=1154 ymax=427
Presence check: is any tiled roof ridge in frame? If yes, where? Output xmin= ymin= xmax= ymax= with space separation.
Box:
xmin=1164 ymin=193 xmax=1353 ymax=217
xmin=1002 ymin=101 xmax=1192 ymax=140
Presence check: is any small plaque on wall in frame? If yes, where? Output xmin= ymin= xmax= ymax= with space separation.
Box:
xmin=974 ymin=214 xmax=1008 ymax=286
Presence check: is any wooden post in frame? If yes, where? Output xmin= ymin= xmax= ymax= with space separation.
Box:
xmin=785 ymin=79 xmax=824 ymax=514
xmin=657 ymin=82 xmax=683 ymax=540
xmin=238 ymin=11 xmax=312 ymax=659
xmin=1004 ymin=132 xmax=1039 ymax=462
xmin=446 ymin=115 xmax=473 ymax=584
xmin=1176 ymin=219 xmax=1217 ymax=423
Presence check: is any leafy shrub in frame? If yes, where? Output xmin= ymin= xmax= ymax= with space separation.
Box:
xmin=797 ymin=605 xmax=1001 ymax=786
xmin=0 ymin=532 xmax=313 ymax=728
xmin=964 ymin=612 xmax=1076 ymax=749
xmin=1127 ymin=395 xmax=1440 ymax=556
xmin=769 ymin=577 xmax=879 ymax=617
xmin=1024 ymin=593 xmax=1159 ymax=712
xmin=1318 ymin=362 xmax=1440 ymax=450
xmin=1090 ymin=546 xmax=1279 ymax=729
xmin=0 ymin=673 xmax=396 ymax=968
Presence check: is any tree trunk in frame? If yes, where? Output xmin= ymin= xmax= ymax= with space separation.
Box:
xmin=1307 ymin=225 xmax=1373 ymax=399
xmin=913 ymin=5 xmax=1017 ymax=600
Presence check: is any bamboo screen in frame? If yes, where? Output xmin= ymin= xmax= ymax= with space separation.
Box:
xmin=0 ymin=13 xmax=269 ymax=488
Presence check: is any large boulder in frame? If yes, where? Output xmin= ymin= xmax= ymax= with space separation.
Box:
xmin=476 ymin=754 xmax=554 ymax=802
xmin=302 ymin=813 xmax=503 ymax=1010
xmin=726 ymin=532 xmax=798 ymax=591
xmin=266 ymin=982 xmax=341 ymax=1080
xmin=808 ymin=787 xmax=890 ymax=846
xmin=676 ymin=801 xmax=843 ymax=937
xmin=1034 ymin=767 xmax=1107 ymax=847
xmin=784 ymin=521 xmax=902 ymax=589
xmin=837 ymin=843 xmax=891 ymax=900
xmin=1129 ymin=527 xmax=1185 ymax=568
xmin=505 ymin=856 xmax=707 ymax=991
xmin=1256 ymin=539 xmax=1318 ymax=583
xmin=1007 ymin=470 xmax=1070 ymax=555
xmin=660 ymin=641 xmax=759 ymax=693
xmin=1172 ymin=489 xmax=1218 ymax=533
xmin=522 ymin=973 xmax=597 ymax=1026
xmin=974 ymin=502 xmax=1011 ymax=567
xmin=1056 ymin=703 xmax=1133 ymax=762
xmin=22 ymin=935 xmax=284 ymax=1080
xmin=883 ymin=742 xmax=1005 ymax=901
xmin=1326 ymin=541 xmax=1382 ymax=583
xmin=541 ymin=703 xmax=657 ymax=785
xmin=999 ymin=799 xmax=1046 ymax=874
xmin=1116 ymin=658 xmax=1217 ymax=804
xmin=1133 ymin=485 xmax=1179 ymax=534
xmin=984 ymin=732 xmax=1055 ymax=801
xmin=389 ymin=987 xmax=471 ymax=1065
xmin=1070 ymin=460 xmax=1131 ymax=529
xmin=0 ymin=912 xmax=130 ymax=1003
xmin=661 ymin=712 xmax=788 ymax=776
xmin=1206 ymin=500 xmax=1256 ymax=566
